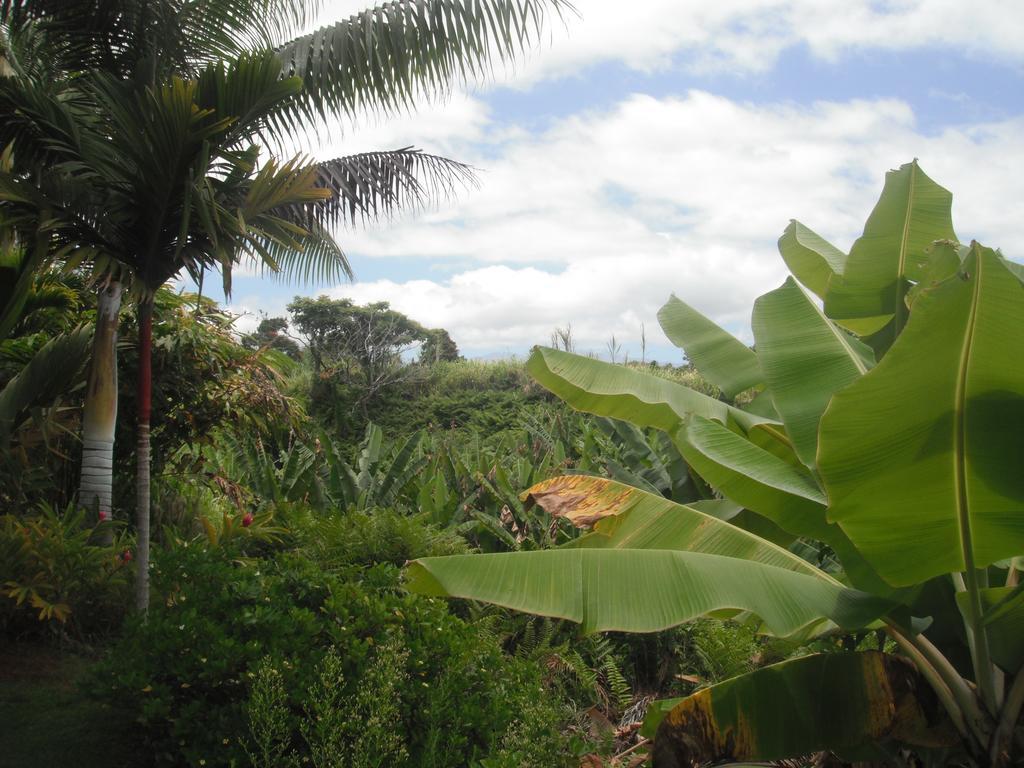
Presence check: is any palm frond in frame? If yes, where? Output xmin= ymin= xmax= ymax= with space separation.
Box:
xmin=240 ymin=220 xmax=351 ymax=288
xmin=2 ymin=0 xmax=324 ymax=79
xmin=303 ymin=147 xmax=477 ymax=227
xmin=274 ymin=0 xmax=576 ymax=129
xmin=0 ymin=323 xmax=92 ymax=444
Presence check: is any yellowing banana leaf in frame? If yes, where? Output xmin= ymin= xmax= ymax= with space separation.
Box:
xmin=824 ymin=160 xmax=957 ymax=353
xmin=406 ymin=549 xmax=891 ymax=636
xmin=647 ymin=651 xmax=957 ymax=764
xmin=819 ymin=245 xmax=1024 ymax=586
xmin=657 ymin=295 xmax=762 ymax=398
xmin=777 ymin=219 xmax=848 ymax=300
xmin=752 ymin=277 xmax=874 ymax=469
xmin=522 ymin=475 xmax=824 ymax=579
xmin=526 ymin=346 xmax=772 ymax=434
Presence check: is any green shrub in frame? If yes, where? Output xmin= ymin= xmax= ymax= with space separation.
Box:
xmin=0 ymin=504 xmax=132 ymax=639
xmin=88 ymin=542 xmax=580 ymax=767
xmin=288 ymin=507 xmax=468 ymax=569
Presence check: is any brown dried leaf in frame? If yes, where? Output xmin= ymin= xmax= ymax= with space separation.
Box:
xmin=521 ymin=475 xmax=634 ymax=529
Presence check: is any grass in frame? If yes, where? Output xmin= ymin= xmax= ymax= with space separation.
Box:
xmin=0 ymin=643 xmax=140 ymax=768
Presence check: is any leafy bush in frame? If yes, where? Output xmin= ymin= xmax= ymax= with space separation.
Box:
xmin=287 ymin=507 xmax=468 ymax=569
xmin=0 ymin=504 xmax=131 ymax=639
xmin=88 ymin=538 xmax=581 ymax=767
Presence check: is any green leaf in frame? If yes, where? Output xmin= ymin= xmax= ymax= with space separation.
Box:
xmin=523 ymin=476 xmax=825 ymax=579
xmin=778 ymin=220 xmax=848 ymax=300
xmin=657 ymin=295 xmax=762 ymax=398
xmin=819 ymin=245 xmax=1024 ymax=586
xmin=955 ymin=585 xmax=1024 ymax=673
xmin=0 ymin=324 xmax=93 ymax=443
xmin=406 ymin=549 xmax=890 ymax=636
xmin=824 ymin=160 xmax=957 ymax=353
xmin=752 ymin=277 xmax=873 ymax=468
xmin=526 ymin=347 xmax=772 ymax=434
xmin=680 ymin=415 xmax=826 ymax=519
xmin=649 ymin=652 xmax=957 ymax=763
xmin=274 ymin=0 xmax=575 ymax=134
xmin=681 ymin=416 xmax=900 ymax=596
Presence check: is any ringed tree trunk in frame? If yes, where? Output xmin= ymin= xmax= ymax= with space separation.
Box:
xmin=134 ymin=295 xmax=153 ymax=614
xmin=79 ymin=281 xmax=122 ymax=543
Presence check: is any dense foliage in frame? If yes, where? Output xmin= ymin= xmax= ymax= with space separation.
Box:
xmin=410 ymin=162 xmax=1024 ymax=767
xmin=89 ymin=525 xmax=585 ymax=768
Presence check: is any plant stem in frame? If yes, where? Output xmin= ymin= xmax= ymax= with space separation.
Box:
xmin=134 ymin=297 xmax=153 ymax=615
xmin=991 ymin=671 xmax=1024 ymax=766
xmin=887 ymin=622 xmax=990 ymax=745
xmin=888 ymin=629 xmax=968 ymax=738
xmin=963 ymin=566 xmax=999 ymax=715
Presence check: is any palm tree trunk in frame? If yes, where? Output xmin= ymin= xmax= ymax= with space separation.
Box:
xmin=79 ymin=281 xmax=122 ymax=543
xmin=134 ymin=296 xmax=153 ymax=614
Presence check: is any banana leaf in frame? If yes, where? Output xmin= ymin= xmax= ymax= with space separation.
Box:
xmin=819 ymin=245 xmax=1024 ymax=586
xmin=657 ymin=295 xmax=762 ymax=398
xmin=407 ymin=549 xmax=892 ymax=636
xmin=824 ymin=160 xmax=957 ymax=352
xmin=752 ymin=277 xmax=873 ymax=468
xmin=646 ymin=651 xmax=957 ymax=764
xmin=526 ymin=346 xmax=773 ymax=434
xmin=523 ymin=475 xmax=824 ymax=579
xmin=777 ymin=219 xmax=848 ymax=300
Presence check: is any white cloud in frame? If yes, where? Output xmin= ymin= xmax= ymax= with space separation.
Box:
xmin=320 ymin=90 xmax=1024 ymax=356
xmin=502 ymin=0 xmax=1024 ymax=84
xmin=306 ymin=1 xmax=1024 ymax=91
xmin=262 ymin=2 xmax=1024 ymax=358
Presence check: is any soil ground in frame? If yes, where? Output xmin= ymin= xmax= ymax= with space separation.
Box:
xmin=0 ymin=643 xmax=140 ymax=768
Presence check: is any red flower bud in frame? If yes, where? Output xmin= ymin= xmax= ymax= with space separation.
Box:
xmin=121 ymin=549 xmax=133 ymax=562
xmin=242 ymin=513 xmax=254 ymax=528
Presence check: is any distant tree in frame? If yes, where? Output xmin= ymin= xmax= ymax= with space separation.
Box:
xmin=419 ymin=328 xmax=460 ymax=365
xmin=242 ymin=314 xmax=302 ymax=361
xmin=289 ymin=296 xmax=428 ymax=416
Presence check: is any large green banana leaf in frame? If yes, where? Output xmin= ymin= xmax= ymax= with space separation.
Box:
xmin=522 ymin=475 xmax=824 ymax=579
xmin=647 ymin=651 xmax=957 ymax=765
xmin=679 ymin=415 xmax=828 ymax=535
xmin=752 ymin=277 xmax=873 ymax=469
xmin=526 ymin=346 xmax=771 ymax=434
xmin=406 ymin=549 xmax=890 ymax=636
xmin=819 ymin=245 xmax=1024 ymax=586
xmin=690 ymin=498 xmax=797 ymax=549
xmin=656 ymin=295 xmax=762 ymax=398
xmin=824 ymin=160 xmax=957 ymax=349
xmin=681 ymin=416 xmax=904 ymax=597
xmin=777 ymin=220 xmax=848 ymax=301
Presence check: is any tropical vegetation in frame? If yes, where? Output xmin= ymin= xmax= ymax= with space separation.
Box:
xmin=408 ymin=161 xmax=1024 ymax=767
xmin=0 ymin=0 xmax=572 ymax=612
xmin=2 ymin=2 xmax=1021 ymax=765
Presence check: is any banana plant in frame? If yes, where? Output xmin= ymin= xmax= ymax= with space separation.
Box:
xmin=408 ymin=161 xmax=1024 ymax=766
xmin=319 ymin=423 xmax=428 ymax=512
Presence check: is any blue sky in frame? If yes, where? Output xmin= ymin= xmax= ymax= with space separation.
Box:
xmin=219 ymin=0 xmax=1024 ymax=362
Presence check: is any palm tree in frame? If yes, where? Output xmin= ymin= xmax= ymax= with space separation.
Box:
xmin=0 ymin=0 xmax=574 ymax=610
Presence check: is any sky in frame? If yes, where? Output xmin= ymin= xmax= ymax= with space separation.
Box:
xmin=218 ymin=0 xmax=1024 ymax=362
